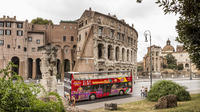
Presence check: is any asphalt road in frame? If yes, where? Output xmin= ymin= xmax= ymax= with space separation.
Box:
xmin=74 ymin=78 xmax=200 ymax=110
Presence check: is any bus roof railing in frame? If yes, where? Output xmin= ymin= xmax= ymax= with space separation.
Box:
xmin=65 ymin=71 xmax=131 ymax=75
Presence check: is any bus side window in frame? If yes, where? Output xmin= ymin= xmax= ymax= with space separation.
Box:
xmin=116 ymin=83 xmax=121 ymax=88
xmin=91 ymin=85 xmax=99 ymax=92
xmin=128 ymin=82 xmax=132 ymax=88
xmin=124 ymin=82 xmax=128 ymax=87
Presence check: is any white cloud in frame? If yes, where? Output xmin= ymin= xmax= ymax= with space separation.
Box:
xmin=0 ymin=0 xmax=180 ymax=62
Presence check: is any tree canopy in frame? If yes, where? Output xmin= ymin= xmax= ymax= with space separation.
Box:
xmin=137 ymin=0 xmax=200 ymax=69
xmin=0 ymin=62 xmax=65 ymax=112
xmin=31 ymin=17 xmax=53 ymax=25
xmin=165 ymin=54 xmax=177 ymax=69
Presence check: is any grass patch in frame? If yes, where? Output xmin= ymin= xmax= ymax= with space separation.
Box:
xmin=92 ymin=94 xmax=200 ymax=112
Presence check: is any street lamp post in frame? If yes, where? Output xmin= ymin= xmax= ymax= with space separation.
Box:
xmin=189 ymin=59 xmax=192 ymax=80
xmin=144 ymin=30 xmax=152 ymax=88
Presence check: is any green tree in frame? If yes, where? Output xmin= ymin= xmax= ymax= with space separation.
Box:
xmin=137 ymin=0 xmax=200 ymax=69
xmin=165 ymin=54 xmax=177 ymax=69
xmin=177 ymin=63 xmax=184 ymax=70
xmin=137 ymin=65 xmax=143 ymax=72
xmin=31 ymin=17 xmax=53 ymax=25
xmin=0 ymin=62 xmax=65 ymax=112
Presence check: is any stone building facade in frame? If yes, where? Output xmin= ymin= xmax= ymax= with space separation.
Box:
xmin=74 ymin=9 xmax=138 ymax=74
xmin=143 ymin=45 xmax=165 ymax=74
xmin=143 ymin=39 xmax=199 ymax=76
xmin=0 ymin=8 xmax=138 ymax=80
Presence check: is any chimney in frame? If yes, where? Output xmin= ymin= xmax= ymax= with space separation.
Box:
xmin=3 ymin=15 xmax=5 ymax=19
xmin=25 ymin=19 xmax=28 ymax=23
xmin=89 ymin=7 xmax=92 ymax=11
xmin=7 ymin=16 xmax=9 ymax=18
xmin=108 ymin=13 xmax=110 ymax=16
xmin=14 ymin=16 xmax=16 ymax=19
xmin=132 ymin=24 xmax=134 ymax=28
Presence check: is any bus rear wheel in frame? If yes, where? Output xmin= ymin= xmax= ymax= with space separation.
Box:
xmin=119 ymin=90 xmax=124 ymax=95
xmin=89 ymin=94 xmax=96 ymax=100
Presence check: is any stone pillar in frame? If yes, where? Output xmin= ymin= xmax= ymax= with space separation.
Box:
xmin=24 ymin=58 xmax=28 ymax=79
xmin=19 ymin=61 xmax=25 ymax=79
xmin=61 ymin=48 xmax=64 ymax=81
xmin=32 ymin=60 xmax=36 ymax=79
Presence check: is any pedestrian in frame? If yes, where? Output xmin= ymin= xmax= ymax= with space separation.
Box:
xmin=140 ymin=86 xmax=145 ymax=97
xmin=66 ymin=93 xmax=71 ymax=106
xmin=144 ymin=87 xmax=148 ymax=97
xmin=71 ymin=96 xmax=76 ymax=107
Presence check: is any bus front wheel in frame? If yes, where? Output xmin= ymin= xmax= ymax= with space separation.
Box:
xmin=119 ymin=90 xmax=124 ymax=95
xmin=89 ymin=94 xmax=96 ymax=100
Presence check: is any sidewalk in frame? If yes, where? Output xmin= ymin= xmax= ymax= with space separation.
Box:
xmin=135 ymin=78 xmax=200 ymax=82
xmin=77 ymin=96 xmax=143 ymax=111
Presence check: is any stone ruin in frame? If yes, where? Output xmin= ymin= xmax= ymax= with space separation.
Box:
xmin=155 ymin=94 xmax=177 ymax=109
xmin=38 ymin=43 xmax=58 ymax=93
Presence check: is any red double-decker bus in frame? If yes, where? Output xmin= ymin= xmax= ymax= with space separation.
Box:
xmin=64 ymin=71 xmax=133 ymax=101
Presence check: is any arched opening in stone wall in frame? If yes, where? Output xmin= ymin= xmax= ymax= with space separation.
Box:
xmin=57 ymin=59 xmax=61 ymax=79
xmin=127 ymin=49 xmax=129 ymax=61
xmin=108 ymin=69 xmax=113 ymax=71
xmin=108 ymin=45 xmax=113 ymax=60
xmin=36 ymin=58 xmax=42 ymax=79
xmin=27 ymin=58 xmax=33 ymax=79
xmin=185 ymin=63 xmax=189 ymax=68
xmin=115 ymin=46 xmax=119 ymax=61
xmin=122 ymin=48 xmax=125 ymax=61
xmin=64 ymin=59 xmax=70 ymax=72
xmin=99 ymin=69 xmax=104 ymax=71
xmin=11 ymin=56 xmax=20 ymax=75
xmin=98 ymin=44 xmax=104 ymax=59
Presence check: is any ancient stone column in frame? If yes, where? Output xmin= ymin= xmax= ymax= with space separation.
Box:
xmin=32 ymin=60 xmax=36 ymax=79
xmin=19 ymin=61 xmax=26 ymax=79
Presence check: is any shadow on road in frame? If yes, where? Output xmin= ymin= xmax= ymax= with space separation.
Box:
xmin=76 ymin=94 xmax=132 ymax=106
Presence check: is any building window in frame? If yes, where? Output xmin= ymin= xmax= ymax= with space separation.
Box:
xmin=85 ymin=20 xmax=88 ymax=25
xmin=63 ymin=36 xmax=66 ymax=42
xmin=128 ymin=37 xmax=130 ymax=44
xmin=7 ymin=44 xmax=10 ymax=48
xmin=24 ymin=47 xmax=27 ymax=52
xmin=71 ymin=36 xmax=74 ymax=41
xmin=17 ymin=30 xmax=23 ymax=36
xmin=32 ymin=48 xmax=35 ymax=52
xmin=98 ymin=27 xmax=103 ymax=37
xmin=185 ymin=63 xmax=189 ymax=68
xmin=0 ymin=29 xmax=4 ymax=35
xmin=28 ymin=37 xmax=32 ymax=42
xmin=5 ymin=30 xmax=11 ymax=35
xmin=131 ymin=38 xmax=133 ymax=45
xmin=0 ymin=40 xmax=4 ymax=45
xmin=110 ymin=29 xmax=114 ymax=38
xmin=117 ymin=32 xmax=120 ymax=40
xmin=0 ymin=22 xmax=4 ymax=27
xmin=18 ymin=45 xmax=21 ymax=49
xmin=6 ymin=22 xmax=11 ymax=27
xmin=156 ymin=52 xmax=159 ymax=56
xmin=17 ymin=23 xmax=23 ymax=28
xmin=36 ymin=39 xmax=40 ymax=44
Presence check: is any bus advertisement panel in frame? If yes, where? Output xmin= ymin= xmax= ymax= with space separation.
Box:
xmin=64 ymin=71 xmax=132 ymax=101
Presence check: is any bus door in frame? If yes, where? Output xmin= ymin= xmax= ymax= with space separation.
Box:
xmin=100 ymin=84 xmax=112 ymax=97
